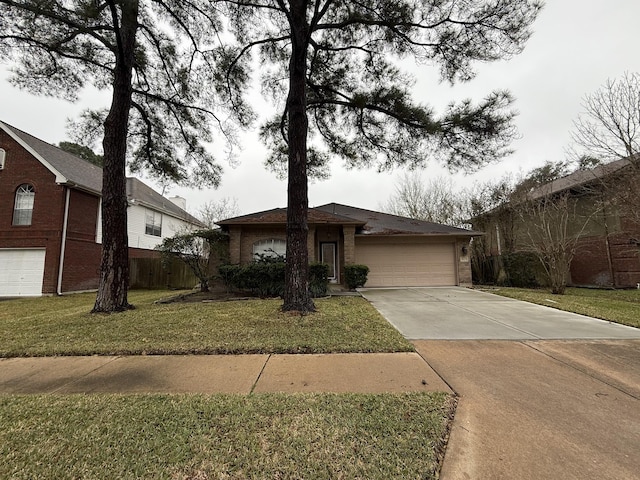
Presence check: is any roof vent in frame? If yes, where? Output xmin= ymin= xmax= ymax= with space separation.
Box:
xmin=0 ymin=148 xmax=5 ymax=170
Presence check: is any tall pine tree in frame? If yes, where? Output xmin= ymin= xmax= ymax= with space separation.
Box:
xmin=0 ymin=0 xmax=246 ymax=311
xmin=222 ymin=0 xmax=542 ymax=312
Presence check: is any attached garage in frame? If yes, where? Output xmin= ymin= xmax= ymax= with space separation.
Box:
xmin=0 ymin=248 xmax=46 ymax=296
xmin=355 ymin=237 xmax=457 ymax=287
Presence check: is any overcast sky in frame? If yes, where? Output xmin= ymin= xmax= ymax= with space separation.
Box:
xmin=2 ymin=0 xmax=640 ymax=217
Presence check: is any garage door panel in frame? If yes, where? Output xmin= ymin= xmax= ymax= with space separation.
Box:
xmin=0 ymin=249 xmax=46 ymax=296
xmin=355 ymin=239 xmax=456 ymax=287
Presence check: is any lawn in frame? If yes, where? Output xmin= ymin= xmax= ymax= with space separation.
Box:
xmin=0 ymin=392 xmax=454 ymax=480
xmin=0 ymin=290 xmax=413 ymax=357
xmin=485 ymin=287 xmax=640 ymax=328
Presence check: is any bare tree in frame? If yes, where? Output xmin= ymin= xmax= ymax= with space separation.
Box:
xmin=383 ymin=173 xmax=469 ymax=227
xmin=571 ymin=72 xmax=640 ymax=161
xmin=570 ymin=72 xmax=640 ymax=228
xmin=198 ymin=198 xmax=241 ymax=228
xmin=514 ymin=186 xmax=599 ymax=294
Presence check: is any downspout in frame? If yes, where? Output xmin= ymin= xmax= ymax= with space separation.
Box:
xmin=57 ymin=187 xmax=71 ymax=295
xmin=601 ymin=197 xmax=615 ymax=287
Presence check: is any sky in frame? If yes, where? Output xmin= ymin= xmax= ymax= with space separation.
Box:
xmin=2 ymin=0 xmax=640 ymax=217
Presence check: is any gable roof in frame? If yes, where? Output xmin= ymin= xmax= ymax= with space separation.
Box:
xmin=0 ymin=120 xmax=203 ymax=226
xmin=316 ymin=203 xmax=480 ymax=236
xmin=218 ymin=203 xmax=480 ymax=236
xmin=1 ymin=120 xmax=103 ymax=194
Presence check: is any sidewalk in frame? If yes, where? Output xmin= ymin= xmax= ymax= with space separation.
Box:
xmin=0 ymin=352 xmax=452 ymax=395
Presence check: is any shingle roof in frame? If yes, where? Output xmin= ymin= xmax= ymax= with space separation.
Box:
xmin=1 ymin=120 xmax=203 ymax=226
xmin=217 ymin=207 xmax=364 ymax=226
xmin=218 ymin=203 xmax=480 ymax=236
xmin=126 ymin=178 xmax=205 ymax=226
xmin=315 ymin=203 xmax=480 ymax=236
xmin=1 ymin=120 xmax=103 ymax=194
xmin=528 ymin=156 xmax=635 ymax=201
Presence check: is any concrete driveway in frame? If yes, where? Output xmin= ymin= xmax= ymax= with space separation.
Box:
xmin=360 ymin=287 xmax=640 ymax=340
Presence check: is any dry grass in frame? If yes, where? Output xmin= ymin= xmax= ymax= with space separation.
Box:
xmin=485 ymin=287 xmax=640 ymax=328
xmin=0 ymin=290 xmax=413 ymax=357
xmin=0 ymin=392 xmax=455 ymax=480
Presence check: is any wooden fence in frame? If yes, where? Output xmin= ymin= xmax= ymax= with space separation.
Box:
xmin=129 ymin=257 xmax=199 ymax=290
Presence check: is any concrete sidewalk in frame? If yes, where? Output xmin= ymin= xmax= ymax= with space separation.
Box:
xmin=0 ymin=352 xmax=451 ymax=395
xmin=415 ymin=339 xmax=640 ymax=480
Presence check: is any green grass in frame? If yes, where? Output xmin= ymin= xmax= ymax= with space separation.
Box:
xmin=0 ymin=392 xmax=454 ymax=480
xmin=0 ymin=290 xmax=413 ymax=357
xmin=484 ymin=287 xmax=640 ymax=328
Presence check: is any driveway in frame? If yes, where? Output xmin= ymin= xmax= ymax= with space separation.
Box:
xmin=359 ymin=287 xmax=640 ymax=340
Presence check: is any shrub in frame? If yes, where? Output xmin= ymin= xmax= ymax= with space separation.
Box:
xmin=220 ymin=261 xmax=330 ymax=298
xmin=501 ymin=252 xmax=542 ymax=288
xmin=309 ymin=262 xmax=329 ymax=298
xmin=345 ymin=264 xmax=369 ymax=290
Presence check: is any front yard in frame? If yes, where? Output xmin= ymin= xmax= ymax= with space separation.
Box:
xmin=0 ymin=290 xmax=413 ymax=357
xmin=485 ymin=287 xmax=640 ymax=328
xmin=0 ymin=392 xmax=454 ymax=480
xmin=0 ymin=290 xmax=453 ymax=479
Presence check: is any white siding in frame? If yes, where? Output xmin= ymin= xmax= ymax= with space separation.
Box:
xmin=97 ymin=204 xmax=199 ymax=250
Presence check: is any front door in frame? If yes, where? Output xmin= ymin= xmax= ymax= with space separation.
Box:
xmin=320 ymin=242 xmax=338 ymax=282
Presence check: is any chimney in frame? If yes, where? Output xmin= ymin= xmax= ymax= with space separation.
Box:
xmin=168 ymin=195 xmax=187 ymax=211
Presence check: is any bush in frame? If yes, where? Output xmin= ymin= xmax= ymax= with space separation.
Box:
xmin=219 ymin=261 xmax=285 ymax=297
xmin=220 ymin=260 xmax=330 ymax=298
xmin=501 ymin=252 xmax=542 ymax=288
xmin=345 ymin=264 xmax=369 ymax=290
xmin=309 ymin=262 xmax=330 ymax=298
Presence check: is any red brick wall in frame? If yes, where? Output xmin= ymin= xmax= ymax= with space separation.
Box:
xmin=61 ymin=189 xmax=101 ymax=292
xmin=0 ymin=130 xmax=66 ymax=294
xmin=571 ymin=232 xmax=640 ymax=288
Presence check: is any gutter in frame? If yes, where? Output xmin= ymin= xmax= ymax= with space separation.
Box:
xmin=57 ymin=187 xmax=71 ymax=295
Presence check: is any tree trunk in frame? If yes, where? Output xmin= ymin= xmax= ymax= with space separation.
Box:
xmin=92 ymin=1 xmax=139 ymax=313
xmin=282 ymin=0 xmax=315 ymax=313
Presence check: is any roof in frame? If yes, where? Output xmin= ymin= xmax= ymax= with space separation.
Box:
xmin=217 ymin=207 xmax=364 ymax=226
xmin=528 ymin=156 xmax=635 ymax=201
xmin=0 ymin=120 xmax=203 ymax=226
xmin=316 ymin=203 xmax=480 ymax=236
xmin=126 ymin=178 xmax=205 ymax=227
xmin=218 ymin=203 xmax=480 ymax=236
xmin=1 ymin=120 xmax=103 ymax=194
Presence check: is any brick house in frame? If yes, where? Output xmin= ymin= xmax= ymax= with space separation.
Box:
xmin=217 ymin=203 xmax=480 ymax=287
xmin=0 ymin=120 xmax=204 ymax=296
xmin=471 ymin=157 xmax=640 ymax=288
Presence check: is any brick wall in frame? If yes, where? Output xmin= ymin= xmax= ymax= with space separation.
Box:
xmin=238 ymin=226 xmax=287 ymax=264
xmin=0 ymin=130 xmax=66 ymax=294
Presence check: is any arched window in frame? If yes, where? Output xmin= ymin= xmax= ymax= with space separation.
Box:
xmin=252 ymin=238 xmax=286 ymax=259
xmin=13 ymin=184 xmax=35 ymax=226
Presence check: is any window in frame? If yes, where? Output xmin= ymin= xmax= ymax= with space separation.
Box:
xmin=13 ymin=184 xmax=35 ymax=226
xmin=145 ymin=209 xmax=162 ymax=236
xmin=253 ymin=238 xmax=286 ymax=259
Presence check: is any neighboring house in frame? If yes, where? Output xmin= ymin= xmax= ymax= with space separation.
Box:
xmin=471 ymin=157 xmax=640 ymax=288
xmin=217 ymin=203 xmax=480 ymax=287
xmin=0 ymin=120 xmax=204 ymax=297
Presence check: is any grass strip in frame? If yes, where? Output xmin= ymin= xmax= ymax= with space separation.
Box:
xmin=0 ymin=392 xmax=455 ymax=480
xmin=484 ymin=287 xmax=640 ymax=328
xmin=0 ymin=291 xmax=413 ymax=357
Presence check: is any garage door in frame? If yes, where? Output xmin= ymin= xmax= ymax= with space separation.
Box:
xmin=0 ymin=249 xmax=46 ymax=296
xmin=355 ymin=238 xmax=456 ymax=287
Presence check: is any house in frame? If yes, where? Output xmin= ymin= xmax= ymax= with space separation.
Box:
xmin=217 ymin=203 xmax=480 ymax=287
xmin=0 ymin=120 xmax=204 ymax=297
xmin=471 ymin=157 xmax=640 ymax=288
